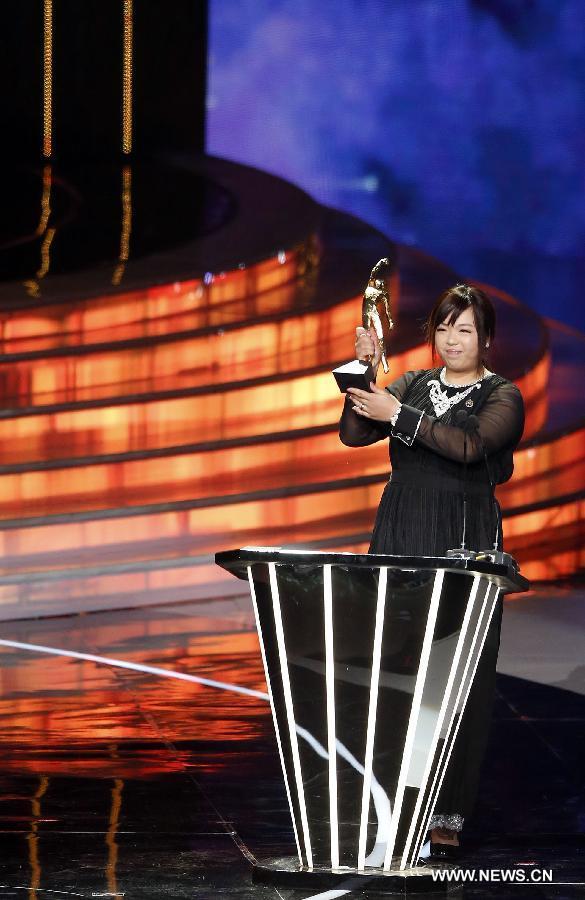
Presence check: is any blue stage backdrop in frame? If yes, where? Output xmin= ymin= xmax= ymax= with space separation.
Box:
xmin=207 ymin=0 xmax=585 ymax=332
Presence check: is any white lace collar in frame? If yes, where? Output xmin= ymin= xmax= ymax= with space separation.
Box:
xmin=427 ymin=368 xmax=494 ymax=418
xmin=439 ymin=366 xmax=494 ymax=388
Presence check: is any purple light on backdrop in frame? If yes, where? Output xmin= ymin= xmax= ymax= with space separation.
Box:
xmin=207 ymin=0 xmax=585 ymax=330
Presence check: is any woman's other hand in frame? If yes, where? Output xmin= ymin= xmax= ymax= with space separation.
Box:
xmin=355 ymin=326 xmax=381 ymax=372
xmin=347 ymin=383 xmax=400 ymax=422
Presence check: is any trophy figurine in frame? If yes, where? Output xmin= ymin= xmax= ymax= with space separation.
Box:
xmin=333 ymin=257 xmax=395 ymax=392
xmin=362 ymin=257 xmax=394 ymax=374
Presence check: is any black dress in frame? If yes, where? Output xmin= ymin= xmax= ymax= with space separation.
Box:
xmin=339 ymin=367 xmax=525 ymax=827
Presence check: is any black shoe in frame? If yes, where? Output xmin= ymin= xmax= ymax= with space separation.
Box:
xmin=430 ymin=841 xmax=460 ymax=861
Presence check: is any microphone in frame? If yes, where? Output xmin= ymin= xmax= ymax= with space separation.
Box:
xmin=446 ymin=410 xmax=478 ymax=559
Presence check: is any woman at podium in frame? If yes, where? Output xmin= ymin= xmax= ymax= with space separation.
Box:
xmin=339 ymin=283 xmax=525 ymax=859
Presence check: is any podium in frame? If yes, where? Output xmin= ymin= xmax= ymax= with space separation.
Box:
xmin=216 ymin=548 xmax=528 ymax=891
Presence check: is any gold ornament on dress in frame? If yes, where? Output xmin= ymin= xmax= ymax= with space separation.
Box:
xmin=362 ymin=257 xmax=394 ymax=373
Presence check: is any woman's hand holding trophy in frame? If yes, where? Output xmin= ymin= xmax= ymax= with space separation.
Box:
xmin=332 ymin=256 xmax=394 ymax=395
xmin=354 ymin=325 xmax=382 ymax=375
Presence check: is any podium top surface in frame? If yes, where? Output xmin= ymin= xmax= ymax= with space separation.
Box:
xmin=215 ymin=547 xmax=529 ymax=594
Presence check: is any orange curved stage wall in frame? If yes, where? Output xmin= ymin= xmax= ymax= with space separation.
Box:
xmin=0 ymin=365 xmax=567 ymax=526
xmin=0 ymin=293 xmax=363 ymax=407
xmin=0 ymin=260 xmax=581 ymax=620
xmin=1 ymin=245 xmax=318 ymax=354
xmin=0 ymin=342 xmax=547 ymax=465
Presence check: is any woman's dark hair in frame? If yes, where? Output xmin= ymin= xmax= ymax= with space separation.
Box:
xmin=425 ymin=284 xmax=496 ymax=372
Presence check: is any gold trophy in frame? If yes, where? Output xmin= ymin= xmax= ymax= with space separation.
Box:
xmin=362 ymin=257 xmax=394 ymax=373
xmin=332 ymin=257 xmax=395 ymax=392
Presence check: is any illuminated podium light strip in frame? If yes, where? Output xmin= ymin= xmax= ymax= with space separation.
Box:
xmin=357 ymin=565 xmax=387 ymax=871
xmin=323 ymin=565 xmax=339 ymax=869
xmin=0 ymin=246 xmax=312 ymax=355
xmin=400 ymin=574 xmax=483 ymax=867
xmin=0 ymin=351 xmax=548 ymax=468
xmin=248 ymin=567 xmax=304 ymax=867
xmin=406 ymin=587 xmax=501 ymax=869
xmin=268 ymin=563 xmax=313 ymax=868
xmin=382 ymin=569 xmax=444 ymax=870
xmin=403 ymin=581 xmax=499 ymax=869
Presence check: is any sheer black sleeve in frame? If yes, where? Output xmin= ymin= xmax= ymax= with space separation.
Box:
xmin=339 ymin=370 xmax=425 ymax=447
xmin=392 ymin=381 xmax=525 ymax=462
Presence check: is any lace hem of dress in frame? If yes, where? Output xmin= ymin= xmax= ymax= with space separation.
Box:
xmin=429 ymin=813 xmax=464 ymax=832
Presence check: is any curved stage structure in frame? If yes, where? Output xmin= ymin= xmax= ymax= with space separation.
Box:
xmin=0 ymin=156 xmax=583 ymax=619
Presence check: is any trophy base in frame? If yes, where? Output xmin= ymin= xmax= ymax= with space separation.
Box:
xmin=332 ymin=359 xmax=375 ymax=392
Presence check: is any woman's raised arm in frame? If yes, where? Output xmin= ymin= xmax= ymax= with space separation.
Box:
xmin=339 ymin=370 xmax=423 ymax=446
xmin=391 ymin=381 xmax=525 ymax=461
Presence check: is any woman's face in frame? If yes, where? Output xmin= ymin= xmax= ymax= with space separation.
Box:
xmin=435 ymin=306 xmax=481 ymax=374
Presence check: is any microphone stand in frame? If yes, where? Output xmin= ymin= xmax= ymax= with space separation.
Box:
xmin=446 ymin=410 xmax=478 ymax=560
xmin=466 ymin=414 xmax=520 ymax=571
xmin=465 ymin=415 xmax=498 ymax=551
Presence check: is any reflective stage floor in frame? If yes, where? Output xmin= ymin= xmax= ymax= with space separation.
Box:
xmin=0 ymin=583 xmax=583 ymax=899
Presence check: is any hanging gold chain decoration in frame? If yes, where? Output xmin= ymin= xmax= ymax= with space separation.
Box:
xmin=37 ymin=163 xmax=52 ymax=235
xmin=23 ymin=164 xmax=55 ymax=297
xmin=42 ymin=0 xmax=53 ymax=157
xmin=122 ymin=0 xmax=133 ymax=153
xmin=112 ymin=166 xmax=132 ymax=285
